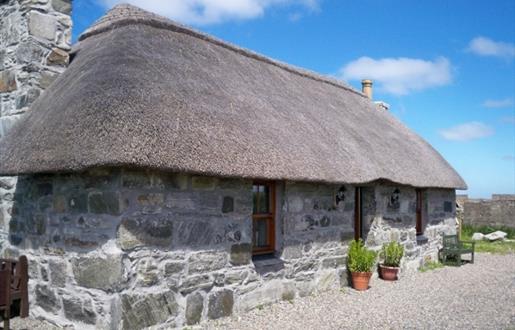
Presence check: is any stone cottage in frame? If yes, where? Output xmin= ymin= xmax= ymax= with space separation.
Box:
xmin=0 ymin=3 xmax=467 ymax=329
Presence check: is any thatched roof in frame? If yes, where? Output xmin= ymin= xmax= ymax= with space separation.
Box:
xmin=0 ymin=5 xmax=466 ymax=189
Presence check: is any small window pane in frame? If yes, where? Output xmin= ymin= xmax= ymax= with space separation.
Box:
xmin=258 ymin=185 xmax=270 ymax=213
xmin=252 ymin=185 xmax=258 ymax=214
xmin=253 ymin=219 xmax=268 ymax=248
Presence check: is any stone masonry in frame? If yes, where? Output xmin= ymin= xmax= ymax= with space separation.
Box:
xmin=0 ymin=0 xmax=72 ymax=253
xmin=0 ymin=0 xmax=71 ymax=136
xmin=365 ymin=187 xmax=456 ymax=271
xmin=458 ymin=194 xmax=515 ymax=229
xmin=1 ymin=168 xmax=457 ymax=328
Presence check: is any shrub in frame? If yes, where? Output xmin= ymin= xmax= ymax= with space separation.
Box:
xmin=380 ymin=241 xmax=404 ymax=267
xmin=348 ymin=239 xmax=377 ymax=273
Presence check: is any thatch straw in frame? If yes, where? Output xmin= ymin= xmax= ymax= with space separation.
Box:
xmin=0 ymin=5 xmax=466 ymax=189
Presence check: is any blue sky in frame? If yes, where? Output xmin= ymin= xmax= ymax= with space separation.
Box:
xmin=72 ymin=0 xmax=515 ymax=198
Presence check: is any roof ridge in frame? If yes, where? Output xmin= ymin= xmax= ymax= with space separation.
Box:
xmin=78 ymin=4 xmax=366 ymax=99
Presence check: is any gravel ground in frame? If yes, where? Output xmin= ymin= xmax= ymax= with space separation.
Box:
xmin=5 ymin=253 xmax=514 ymax=330
xmin=206 ymin=253 xmax=515 ymax=330
xmin=4 ymin=318 xmax=60 ymax=330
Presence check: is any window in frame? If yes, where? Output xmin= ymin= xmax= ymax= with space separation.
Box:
xmin=252 ymin=182 xmax=275 ymax=255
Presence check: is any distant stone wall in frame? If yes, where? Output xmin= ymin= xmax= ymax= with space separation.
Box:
xmin=1 ymin=168 xmax=457 ymax=328
xmin=460 ymin=195 xmax=515 ymax=229
xmin=0 ymin=0 xmax=72 ymax=254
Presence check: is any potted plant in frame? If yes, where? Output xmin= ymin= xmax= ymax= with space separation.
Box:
xmin=379 ymin=241 xmax=404 ymax=281
xmin=348 ymin=239 xmax=377 ymax=291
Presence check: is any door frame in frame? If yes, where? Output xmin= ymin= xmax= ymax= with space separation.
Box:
xmin=354 ymin=186 xmax=362 ymax=241
xmin=416 ymin=189 xmax=423 ymax=235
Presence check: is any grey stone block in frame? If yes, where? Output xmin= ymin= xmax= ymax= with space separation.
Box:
xmin=137 ymin=193 xmax=164 ymax=206
xmin=122 ymin=170 xmax=151 ymax=188
xmin=72 ymin=254 xmax=123 ymax=291
xmin=153 ymin=173 xmax=188 ymax=190
xmin=186 ymin=292 xmax=204 ymax=325
xmin=137 ymin=258 xmax=159 ymax=286
xmin=49 ymin=259 xmax=67 ymax=287
xmin=67 ymin=191 xmax=88 ymax=214
xmin=28 ymin=11 xmax=57 ymax=40
xmin=121 ymin=291 xmax=178 ymax=329
xmin=164 ymin=261 xmax=185 ymax=276
xmin=27 ymin=213 xmax=46 ymax=235
xmin=179 ymin=274 xmax=213 ymax=294
xmin=51 ymin=0 xmax=72 ymax=14
xmin=322 ymin=256 xmax=346 ymax=269
xmin=207 ymin=289 xmax=233 ymax=319
xmin=35 ymin=284 xmax=60 ymax=313
xmin=117 ymin=216 xmax=173 ymax=250
xmin=63 ymin=295 xmax=97 ymax=324
xmin=88 ymin=191 xmax=122 ymax=215
xmin=188 ymin=251 xmax=227 ymax=274
xmin=16 ymin=41 xmax=45 ymax=64
xmin=230 ymin=243 xmax=251 ymax=265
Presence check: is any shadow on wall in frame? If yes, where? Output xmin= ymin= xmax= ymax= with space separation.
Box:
xmin=7 ymin=169 xmax=253 ymax=254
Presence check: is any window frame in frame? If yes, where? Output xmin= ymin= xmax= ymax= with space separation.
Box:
xmin=252 ymin=181 xmax=276 ymax=255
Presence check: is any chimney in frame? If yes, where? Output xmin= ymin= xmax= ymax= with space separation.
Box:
xmin=361 ymin=79 xmax=390 ymax=111
xmin=361 ymin=79 xmax=373 ymax=99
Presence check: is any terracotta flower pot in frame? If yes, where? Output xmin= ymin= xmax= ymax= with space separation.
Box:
xmin=379 ymin=265 xmax=399 ymax=281
xmin=351 ymin=272 xmax=372 ymax=291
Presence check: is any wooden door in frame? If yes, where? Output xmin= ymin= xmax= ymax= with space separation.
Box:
xmin=416 ymin=189 xmax=423 ymax=235
xmin=354 ymin=187 xmax=362 ymax=241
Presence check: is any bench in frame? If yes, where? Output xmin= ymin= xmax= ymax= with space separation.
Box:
xmin=0 ymin=256 xmax=29 ymax=330
xmin=439 ymin=235 xmax=475 ymax=265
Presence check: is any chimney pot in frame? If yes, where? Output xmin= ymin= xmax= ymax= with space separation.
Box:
xmin=361 ymin=79 xmax=373 ymax=99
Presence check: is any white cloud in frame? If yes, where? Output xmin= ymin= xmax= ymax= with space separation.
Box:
xmin=482 ymin=98 xmax=514 ymax=108
xmin=502 ymin=155 xmax=515 ymax=161
xmin=339 ymin=57 xmax=452 ymax=95
xmin=99 ymin=0 xmax=320 ymax=25
xmin=467 ymin=37 xmax=515 ymax=59
xmin=439 ymin=122 xmax=494 ymax=142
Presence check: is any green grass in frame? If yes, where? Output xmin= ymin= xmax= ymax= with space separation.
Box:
xmin=461 ymin=225 xmax=515 ymax=254
xmin=419 ymin=261 xmax=444 ymax=272
xmin=461 ymin=224 xmax=515 ymax=239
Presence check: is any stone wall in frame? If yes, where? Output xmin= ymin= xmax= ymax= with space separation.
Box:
xmin=1 ymin=168 xmax=457 ymax=328
xmin=2 ymin=169 xmax=352 ymax=328
xmin=0 ymin=0 xmax=72 ymax=254
xmin=420 ymin=189 xmax=457 ymax=261
xmin=459 ymin=195 xmax=515 ymax=229
xmin=0 ymin=0 xmax=71 ymax=136
xmin=364 ymin=186 xmax=456 ymax=271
